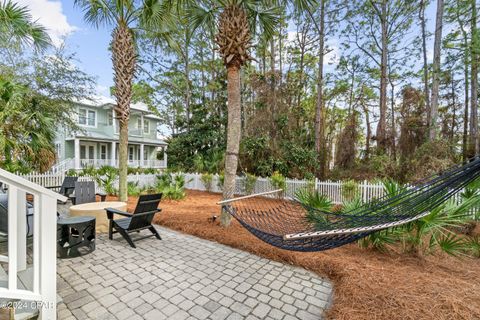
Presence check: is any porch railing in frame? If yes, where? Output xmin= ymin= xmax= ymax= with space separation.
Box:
xmin=80 ymin=159 xmax=166 ymax=169
xmin=0 ymin=168 xmax=67 ymax=319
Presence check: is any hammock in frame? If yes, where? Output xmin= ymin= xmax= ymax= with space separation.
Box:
xmin=218 ymin=157 xmax=480 ymax=252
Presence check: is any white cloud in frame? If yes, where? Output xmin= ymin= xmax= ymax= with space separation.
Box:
xmin=16 ymin=0 xmax=77 ymax=47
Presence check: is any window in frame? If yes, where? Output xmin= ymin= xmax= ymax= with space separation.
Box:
xmin=55 ymin=143 xmax=62 ymax=159
xmin=137 ymin=118 xmax=142 ymax=129
xmin=143 ymin=119 xmax=150 ymax=134
xmin=100 ymin=144 xmax=107 ymax=160
xmin=143 ymin=148 xmax=148 ymax=161
xmin=78 ymin=108 xmax=96 ymax=126
xmin=129 ymin=146 xmax=134 ymax=161
xmin=107 ymin=112 xmax=113 ymax=126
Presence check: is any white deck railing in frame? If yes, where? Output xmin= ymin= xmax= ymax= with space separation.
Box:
xmin=0 ymin=168 xmax=67 ymax=319
xmin=80 ymin=159 xmax=166 ymax=169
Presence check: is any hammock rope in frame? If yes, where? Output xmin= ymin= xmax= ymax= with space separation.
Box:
xmin=219 ymin=157 xmax=480 ymax=252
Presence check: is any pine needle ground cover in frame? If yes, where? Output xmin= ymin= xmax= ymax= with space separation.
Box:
xmin=111 ymin=191 xmax=480 ymax=320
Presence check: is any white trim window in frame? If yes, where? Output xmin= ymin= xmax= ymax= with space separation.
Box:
xmin=107 ymin=112 xmax=113 ymax=126
xmin=55 ymin=143 xmax=62 ymax=159
xmin=78 ymin=108 xmax=96 ymax=127
xmin=143 ymin=119 xmax=150 ymax=134
xmin=129 ymin=146 xmax=134 ymax=162
xmin=100 ymin=144 xmax=108 ymax=160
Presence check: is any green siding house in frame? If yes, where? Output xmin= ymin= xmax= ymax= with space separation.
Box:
xmin=54 ymin=100 xmax=167 ymax=170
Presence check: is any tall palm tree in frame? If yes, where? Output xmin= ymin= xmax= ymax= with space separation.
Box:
xmin=187 ymin=0 xmax=313 ymax=227
xmin=0 ymin=0 xmax=51 ymax=50
xmin=74 ymin=0 xmax=174 ymax=201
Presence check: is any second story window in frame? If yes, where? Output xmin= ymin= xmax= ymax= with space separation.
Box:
xmin=143 ymin=119 xmax=150 ymax=134
xmin=78 ymin=108 xmax=96 ymax=126
xmin=107 ymin=112 xmax=113 ymax=126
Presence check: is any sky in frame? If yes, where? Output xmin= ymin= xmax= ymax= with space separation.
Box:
xmin=17 ymin=0 xmax=113 ymax=97
xmin=17 ymin=0 xmax=438 ymax=100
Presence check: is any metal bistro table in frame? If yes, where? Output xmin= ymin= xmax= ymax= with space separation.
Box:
xmin=57 ymin=216 xmax=96 ymax=258
xmin=69 ymin=201 xmax=127 ymax=233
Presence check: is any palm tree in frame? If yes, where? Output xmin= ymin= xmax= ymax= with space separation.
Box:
xmin=187 ymin=0 xmax=313 ymax=227
xmin=74 ymin=0 xmax=174 ymax=201
xmin=0 ymin=0 xmax=51 ymax=50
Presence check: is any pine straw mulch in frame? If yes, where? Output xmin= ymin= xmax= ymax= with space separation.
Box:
xmin=112 ymin=190 xmax=480 ymax=320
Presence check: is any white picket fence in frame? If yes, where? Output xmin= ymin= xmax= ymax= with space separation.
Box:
xmin=180 ymin=173 xmax=386 ymax=204
xmin=15 ymin=171 xmax=478 ymax=219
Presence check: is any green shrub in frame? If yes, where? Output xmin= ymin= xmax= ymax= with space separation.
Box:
xmin=341 ymin=180 xmax=359 ymax=201
xmin=155 ymin=173 xmax=186 ymax=200
xmin=66 ymin=169 xmax=78 ymax=177
xmin=217 ymin=173 xmax=225 ymax=191
xmin=269 ymin=171 xmax=286 ymax=190
xmin=98 ymin=169 xmax=118 ymax=196
xmin=201 ymin=173 xmax=213 ymax=192
xmin=127 ymin=181 xmax=142 ymax=196
xmin=244 ymin=173 xmax=257 ymax=195
xmin=80 ymin=165 xmax=97 ymax=177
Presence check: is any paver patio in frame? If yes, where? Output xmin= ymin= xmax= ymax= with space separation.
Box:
xmin=56 ymin=226 xmax=333 ymax=320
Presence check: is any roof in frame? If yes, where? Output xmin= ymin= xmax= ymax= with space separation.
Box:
xmin=75 ymin=96 xmax=161 ymax=120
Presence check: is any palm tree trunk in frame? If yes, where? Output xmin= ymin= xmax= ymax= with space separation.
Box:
xmin=221 ymin=65 xmax=242 ymax=227
xmin=112 ymin=23 xmax=135 ymax=201
xmin=429 ymin=0 xmax=444 ymax=141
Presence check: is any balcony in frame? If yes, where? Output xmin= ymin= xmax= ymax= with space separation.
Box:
xmin=80 ymin=159 xmax=167 ymax=169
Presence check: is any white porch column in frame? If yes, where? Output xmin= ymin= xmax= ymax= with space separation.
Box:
xmin=74 ymin=138 xmax=80 ymax=169
xmin=163 ymin=146 xmax=167 ymax=168
xmin=111 ymin=141 xmax=116 ymax=167
xmin=140 ymin=144 xmax=144 ymax=167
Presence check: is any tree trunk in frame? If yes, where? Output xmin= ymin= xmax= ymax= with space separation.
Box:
xmin=420 ymin=0 xmax=431 ymax=126
xmin=457 ymin=4 xmax=470 ymax=160
xmin=376 ymin=0 xmax=388 ymax=152
xmin=450 ymin=72 xmax=457 ymax=141
xmin=184 ymin=33 xmax=191 ymax=132
xmin=112 ymin=23 xmax=135 ymax=202
xmin=362 ymin=93 xmax=371 ymax=161
xmin=390 ymin=80 xmax=396 ymax=161
xmin=429 ymin=0 xmax=444 ymax=141
xmin=315 ymin=0 xmax=326 ymax=179
xmin=470 ymin=0 xmax=479 ymax=156
xmin=221 ymin=65 xmax=242 ymax=227
xmin=463 ymin=57 xmax=470 ymax=160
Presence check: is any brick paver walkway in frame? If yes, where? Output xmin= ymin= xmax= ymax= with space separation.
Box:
xmin=57 ymin=226 xmax=333 ymax=320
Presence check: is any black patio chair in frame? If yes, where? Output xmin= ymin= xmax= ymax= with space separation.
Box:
xmin=46 ymin=176 xmax=78 ymax=198
xmin=105 ymin=193 xmax=162 ymax=248
xmin=70 ymin=181 xmax=106 ymax=205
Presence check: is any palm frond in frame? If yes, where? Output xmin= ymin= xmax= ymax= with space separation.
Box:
xmin=186 ymin=3 xmax=217 ymax=35
xmin=74 ymin=0 xmax=117 ymax=27
xmin=0 ymin=0 xmax=51 ymax=50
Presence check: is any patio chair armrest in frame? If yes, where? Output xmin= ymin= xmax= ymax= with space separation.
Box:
xmin=105 ymin=208 xmax=131 ymax=220
xmin=129 ymin=209 xmax=162 ymax=218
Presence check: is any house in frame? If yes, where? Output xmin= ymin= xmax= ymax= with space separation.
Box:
xmin=54 ymin=99 xmax=167 ymax=170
